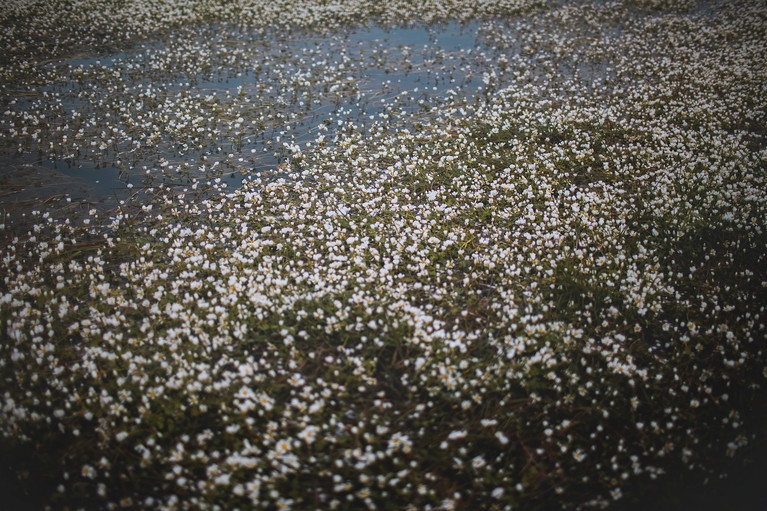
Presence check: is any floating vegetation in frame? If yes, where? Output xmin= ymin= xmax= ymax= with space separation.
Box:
xmin=1 ymin=0 xmax=766 ymax=509
xmin=1 ymin=19 xmax=514 ymax=215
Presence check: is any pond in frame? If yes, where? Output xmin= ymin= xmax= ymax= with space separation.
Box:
xmin=0 ymin=16 xmax=615 ymax=219
xmin=0 ymin=22 xmax=495 ymax=213
xmin=3 ymin=2 xmax=767 ymax=510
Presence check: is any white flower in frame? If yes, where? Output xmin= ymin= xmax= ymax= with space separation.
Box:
xmin=81 ymin=465 xmax=96 ymax=479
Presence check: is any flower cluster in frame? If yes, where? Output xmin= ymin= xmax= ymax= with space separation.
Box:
xmin=1 ymin=0 xmax=766 ymax=510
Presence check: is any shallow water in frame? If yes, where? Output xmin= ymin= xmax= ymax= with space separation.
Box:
xmin=1 ymin=21 xmax=499 ymax=214
xmin=0 ymin=18 xmax=618 ymax=217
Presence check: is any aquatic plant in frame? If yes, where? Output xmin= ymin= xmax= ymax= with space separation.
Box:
xmin=1 ymin=0 xmax=766 ymax=509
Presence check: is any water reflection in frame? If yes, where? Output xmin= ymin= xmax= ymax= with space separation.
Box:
xmin=2 ymin=21 xmax=500 ymax=214
xmin=1 ymin=16 xmax=624 ymax=217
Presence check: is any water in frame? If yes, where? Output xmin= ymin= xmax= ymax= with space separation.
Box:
xmin=0 ymin=18 xmax=617 ymax=215
xmin=43 ymin=159 xmax=125 ymax=198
